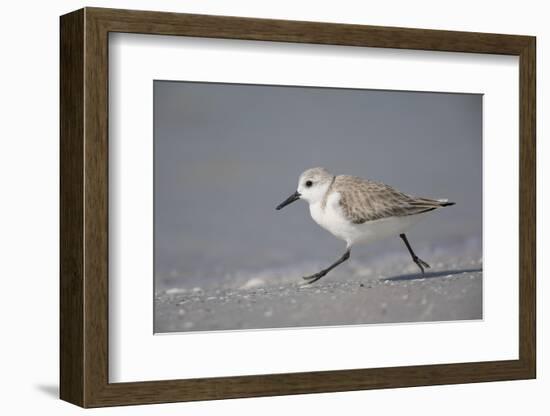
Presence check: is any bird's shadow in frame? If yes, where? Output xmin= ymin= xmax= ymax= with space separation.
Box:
xmin=383 ymin=267 xmax=482 ymax=282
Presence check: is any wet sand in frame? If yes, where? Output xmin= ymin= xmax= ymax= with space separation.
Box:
xmin=155 ymin=254 xmax=482 ymax=333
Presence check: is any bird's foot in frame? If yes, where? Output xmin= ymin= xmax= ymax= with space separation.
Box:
xmin=302 ymin=271 xmax=327 ymax=285
xmin=413 ymin=256 xmax=430 ymax=274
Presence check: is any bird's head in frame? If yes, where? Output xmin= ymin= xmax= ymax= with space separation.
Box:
xmin=276 ymin=167 xmax=334 ymax=209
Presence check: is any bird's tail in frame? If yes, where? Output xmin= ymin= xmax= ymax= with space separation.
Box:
xmin=407 ymin=197 xmax=456 ymax=214
xmin=434 ymin=198 xmax=456 ymax=207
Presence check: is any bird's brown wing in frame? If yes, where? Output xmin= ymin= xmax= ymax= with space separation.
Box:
xmin=332 ymin=176 xmax=447 ymax=224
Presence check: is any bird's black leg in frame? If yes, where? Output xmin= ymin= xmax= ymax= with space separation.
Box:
xmin=303 ymin=249 xmax=351 ymax=284
xmin=399 ymin=233 xmax=430 ymax=274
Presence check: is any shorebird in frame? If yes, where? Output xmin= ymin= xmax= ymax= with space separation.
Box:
xmin=276 ymin=167 xmax=455 ymax=284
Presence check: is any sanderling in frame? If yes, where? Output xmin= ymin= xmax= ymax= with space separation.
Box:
xmin=276 ymin=167 xmax=455 ymax=284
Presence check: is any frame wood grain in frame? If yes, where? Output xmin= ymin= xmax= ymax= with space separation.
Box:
xmin=60 ymin=7 xmax=536 ymax=408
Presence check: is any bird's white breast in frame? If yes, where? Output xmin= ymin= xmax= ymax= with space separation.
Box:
xmin=309 ymin=191 xmax=426 ymax=247
xmin=309 ymin=192 xmax=348 ymax=239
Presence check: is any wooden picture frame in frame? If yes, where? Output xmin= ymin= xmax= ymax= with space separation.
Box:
xmin=60 ymin=7 xmax=536 ymax=408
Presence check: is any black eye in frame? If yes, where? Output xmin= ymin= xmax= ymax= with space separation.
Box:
xmin=305 ymin=180 xmax=313 ymax=187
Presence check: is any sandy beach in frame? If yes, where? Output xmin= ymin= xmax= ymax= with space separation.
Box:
xmin=155 ymin=252 xmax=482 ymax=333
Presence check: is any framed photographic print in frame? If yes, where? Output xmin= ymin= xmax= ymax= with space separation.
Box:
xmin=60 ymin=7 xmax=536 ymax=408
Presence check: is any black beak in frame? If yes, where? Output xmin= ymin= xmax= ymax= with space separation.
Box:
xmin=276 ymin=191 xmax=301 ymax=210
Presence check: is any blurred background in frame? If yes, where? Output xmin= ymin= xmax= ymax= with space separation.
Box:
xmin=154 ymin=81 xmax=482 ymax=291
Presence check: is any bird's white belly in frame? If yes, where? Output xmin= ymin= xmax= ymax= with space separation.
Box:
xmin=309 ymin=200 xmax=425 ymax=246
